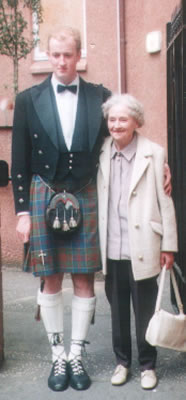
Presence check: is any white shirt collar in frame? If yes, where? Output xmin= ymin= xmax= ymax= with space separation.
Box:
xmin=111 ymin=132 xmax=137 ymax=162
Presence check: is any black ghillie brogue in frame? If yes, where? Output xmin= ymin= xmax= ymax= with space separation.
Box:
xmin=48 ymin=358 xmax=69 ymax=391
xmin=68 ymin=358 xmax=91 ymax=390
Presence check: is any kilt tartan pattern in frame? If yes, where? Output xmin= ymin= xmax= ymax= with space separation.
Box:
xmin=24 ymin=175 xmax=102 ymax=276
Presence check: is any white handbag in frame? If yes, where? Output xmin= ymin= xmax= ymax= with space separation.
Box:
xmin=145 ymin=265 xmax=186 ymax=351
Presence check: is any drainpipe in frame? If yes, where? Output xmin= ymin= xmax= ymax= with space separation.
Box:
xmin=118 ymin=0 xmax=127 ymax=92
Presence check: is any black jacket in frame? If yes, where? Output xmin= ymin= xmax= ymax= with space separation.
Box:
xmin=11 ymin=76 xmax=111 ymax=213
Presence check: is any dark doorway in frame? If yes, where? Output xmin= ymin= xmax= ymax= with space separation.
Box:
xmin=167 ymin=0 xmax=186 ymax=311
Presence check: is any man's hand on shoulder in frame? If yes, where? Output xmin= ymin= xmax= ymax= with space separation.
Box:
xmin=164 ymin=163 xmax=172 ymax=196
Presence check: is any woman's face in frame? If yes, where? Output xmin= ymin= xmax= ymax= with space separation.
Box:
xmin=107 ymin=103 xmax=139 ymax=150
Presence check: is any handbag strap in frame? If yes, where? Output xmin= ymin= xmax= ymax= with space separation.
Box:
xmin=155 ymin=265 xmax=184 ymax=314
xmin=170 ymin=267 xmax=184 ymax=314
xmin=155 ymin=265 xmax=166 ymax=312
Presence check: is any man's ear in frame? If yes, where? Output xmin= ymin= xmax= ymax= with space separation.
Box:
xmin=77 ymin=50 xmax=81 ymax=62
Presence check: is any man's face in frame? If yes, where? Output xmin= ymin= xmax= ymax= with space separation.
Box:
xmin=47 ymin=36 xmax=81 ymax=85
xmin=107 ymin=103 xmax=139 ymax=150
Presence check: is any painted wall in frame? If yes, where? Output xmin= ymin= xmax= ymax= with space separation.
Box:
xmin=125 ymin=0 xmax=178 ymax=147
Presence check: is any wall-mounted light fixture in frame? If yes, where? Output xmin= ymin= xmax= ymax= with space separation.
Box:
xmin=145 ymin=31 xmax=162 ymax=54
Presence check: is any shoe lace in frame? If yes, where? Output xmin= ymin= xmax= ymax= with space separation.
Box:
xmin=53 ymin=359 xmax=66 ymax=376
xmin=70 ymin=358 xmax=85 ymax=376
xmin=70 ymin=339 xmax=90 ymax=357
xmin=49 ymin=332 xmax=64 ymax=346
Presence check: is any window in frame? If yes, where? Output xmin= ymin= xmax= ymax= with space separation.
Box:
xmin=33 ymin=0 xmax=87 ymax=61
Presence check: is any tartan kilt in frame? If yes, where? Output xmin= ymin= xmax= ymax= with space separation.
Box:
xmin=24 ymin=175 xmax=101 ymax=276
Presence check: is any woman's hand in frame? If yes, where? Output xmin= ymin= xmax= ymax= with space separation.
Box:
xmin=160 ymin=252 xmax=174 ymax=270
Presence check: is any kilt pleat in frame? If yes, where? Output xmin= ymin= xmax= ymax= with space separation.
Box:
xmin=24 ymin=175 xmax=101 ymax=276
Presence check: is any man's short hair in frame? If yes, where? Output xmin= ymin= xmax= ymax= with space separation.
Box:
xmin=48 ymin=26 xmax=81 ymax=52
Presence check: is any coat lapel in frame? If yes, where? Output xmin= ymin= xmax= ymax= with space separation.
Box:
xmin=99 ymin=134 xmax=153 ymax=200
xmin=30 ymin=76 xmax=59 ymax=149
xmin=99 ymin=137 xmax=112 ymax=186
xmin=129 ymin=134 xmax=152 ymax=198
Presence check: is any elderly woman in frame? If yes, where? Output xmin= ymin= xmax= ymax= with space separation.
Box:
xmin=97 ymin=94 xmax=177 ymax=390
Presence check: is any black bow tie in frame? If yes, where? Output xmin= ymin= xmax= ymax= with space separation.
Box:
xmin=57 ymin=84 xmax=77 ymax=94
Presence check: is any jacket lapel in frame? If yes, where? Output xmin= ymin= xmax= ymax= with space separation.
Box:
xmin=31 ymin=77 xmax=105 ymax=152
xmin=30 ymin=76 xmax=59 ymax=149
xmin=81 ymin=78 xmax=104 ymax=151
xmin=129 ymin=134 xmax=152 ymax=198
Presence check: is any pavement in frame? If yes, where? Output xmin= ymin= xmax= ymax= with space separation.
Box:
xmin=0 ymin=267 xmax=186 ymax=400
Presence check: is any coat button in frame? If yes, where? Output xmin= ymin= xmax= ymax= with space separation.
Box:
xmin=69 ymin=160 xmax=73 ymax=164
xmin=18 ymin=186 xmax=23 ymax=191
xmin=132 ymin=191 xmax=137 ymax=196
xmin=34 ymin=134 xmax=38 ymax=139
xmin=135 ymin=224 xmax=140 ymax=229
xmin=17 ymin=174 xmax=22 ymax=179
xmin=18 ymin=198 xmax=24 ymax=203
xmin=138 ymin=255 xmax=143 ymax=261
xmin=38 ymin=150 xmax=43 ymax=155
xmin=45 ymin=165 xmax=50 ymax=169
xmin=70 ymin=153 xmax=73 ymax=158
xmin=69 ymin=166 xmax=72 ymax=170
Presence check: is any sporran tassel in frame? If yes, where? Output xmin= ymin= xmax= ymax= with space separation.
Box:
xmin=62 ymin=209 xmax=70 ymax=231
xmin=53 ymin=207 xmax=61 ymax=229
xmin=69 ymin=208 xmax=77 ymax=228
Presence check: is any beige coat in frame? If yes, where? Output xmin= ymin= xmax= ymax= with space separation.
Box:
xmin=97 ymin=133 xmax=178 ymax=280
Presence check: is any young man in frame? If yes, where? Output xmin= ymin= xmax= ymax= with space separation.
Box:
xmin=11 ymin=27 xmax=111 ymax=392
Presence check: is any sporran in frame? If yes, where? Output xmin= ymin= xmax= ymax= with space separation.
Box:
xmin=45 ymin=191 xmax=81 ymax=236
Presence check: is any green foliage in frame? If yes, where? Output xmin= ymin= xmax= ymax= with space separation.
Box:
xmin=0 ymin=0 xmax=43 ymax=95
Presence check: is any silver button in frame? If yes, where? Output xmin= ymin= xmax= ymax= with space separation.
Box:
xmin=38 ymin=150 xmax=43 ymax=155
xmin=45 ymin=165 xmax=50 ymax=169
xmin=34 ymin=134 xmax=38 ymax=139
xmin=18 ymin=186 xmax=23 ymax=191
xmin=69 ymin=160 xmax=73 ymax=163
xmin=18 ymin=198 xmax=24 ymax=203
xmin=70 ymin=153 xmax=73 ymax=158
xmin=17 ymin=174 xmax=22 ymax=179
xmin=69 ymin=166 xmax=72 ymax=170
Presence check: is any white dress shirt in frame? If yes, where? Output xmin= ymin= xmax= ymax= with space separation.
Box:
xmin=51 ymin=74 xmax=79 ymax=150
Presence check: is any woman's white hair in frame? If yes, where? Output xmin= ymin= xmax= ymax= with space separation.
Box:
xmin=102 ymin=93 xmax=145 ymax=127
